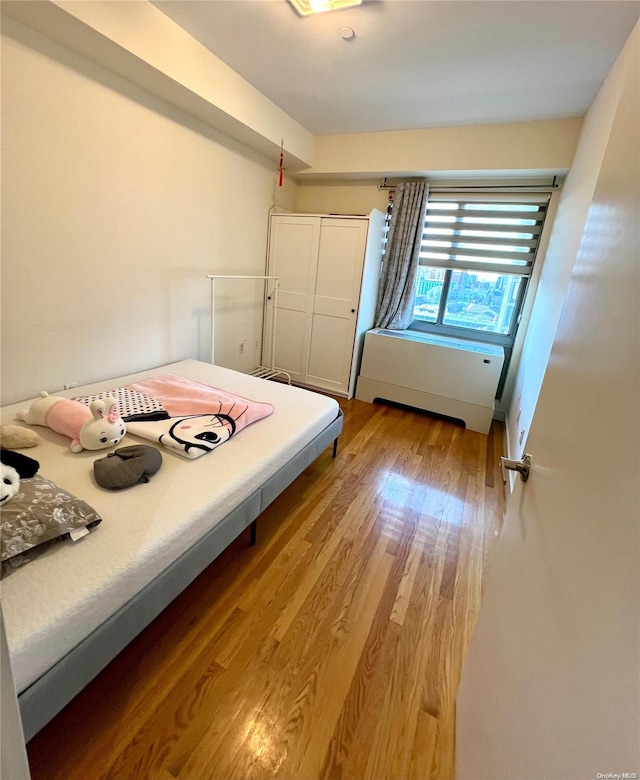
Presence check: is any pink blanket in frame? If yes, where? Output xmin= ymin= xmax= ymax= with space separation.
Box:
xmin=74 ymin=375 xmax=274 ymax=459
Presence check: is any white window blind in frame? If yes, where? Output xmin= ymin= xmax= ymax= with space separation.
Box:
xmin=420 ymin=198 xmax=548 ymax=277
xmin=409 ymin=193 xmax=550 ymax=344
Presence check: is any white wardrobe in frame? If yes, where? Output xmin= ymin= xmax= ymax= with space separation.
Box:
xmin=264 ymin=211 xmax=385 ymax=398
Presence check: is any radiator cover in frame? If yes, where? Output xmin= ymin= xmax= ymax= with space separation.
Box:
xmin=355 ymin=329 xmax=504 ymax=434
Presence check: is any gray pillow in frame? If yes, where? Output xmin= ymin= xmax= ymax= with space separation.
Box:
xmin=1 ymin=474 xmax=102 ymax=577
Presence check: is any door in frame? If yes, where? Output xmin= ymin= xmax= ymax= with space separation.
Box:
xmin=307 ymin=218 xmax=368 ymax=395
xmin=265 ymin=216 xmax=320 ymax=383
xmin=456 ymin=49 xmax=639 ymax=778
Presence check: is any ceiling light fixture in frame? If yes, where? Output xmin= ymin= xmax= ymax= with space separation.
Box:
xmin=288 ymin=0 xmax=362 ymax=16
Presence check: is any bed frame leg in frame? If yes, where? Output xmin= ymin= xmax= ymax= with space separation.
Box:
xmin=249 ymin=520 xmax=257 ymax=546
xmin=332 ymin=437 xmax=338 ymax=458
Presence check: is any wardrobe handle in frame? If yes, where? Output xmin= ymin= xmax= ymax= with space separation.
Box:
xmin=351 ymin=308 xmax=356 ymax=313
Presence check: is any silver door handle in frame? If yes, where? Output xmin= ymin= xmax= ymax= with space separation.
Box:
xmin=500 ymin=453 xmax=532 ymax=484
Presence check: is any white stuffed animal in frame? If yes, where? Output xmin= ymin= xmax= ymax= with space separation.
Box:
xmin=16 ymin=392 xmax=126 ymax=453
xmin=0 ymin=448 xmax=39 ymax=505
xmin=0 ymin=462 xmax=20 ymax=506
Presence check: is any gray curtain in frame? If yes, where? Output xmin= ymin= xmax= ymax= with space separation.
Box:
xmin=374 ymin=181 xmax=429 ymax=330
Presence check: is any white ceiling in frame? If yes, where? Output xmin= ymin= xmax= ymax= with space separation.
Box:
xmin=153 ymin=0 xmax=639 ymax=136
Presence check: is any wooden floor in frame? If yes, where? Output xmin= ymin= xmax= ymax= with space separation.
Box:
xmin=26 ymin=398 xmax=505 ymax=780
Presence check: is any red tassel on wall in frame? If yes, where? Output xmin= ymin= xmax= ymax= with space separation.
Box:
xmin=278 ymin=139 xmax=284 ymax=187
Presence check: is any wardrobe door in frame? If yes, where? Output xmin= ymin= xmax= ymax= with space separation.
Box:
xmin=307 ymin=218 xmax=368 ymax=395
xmin=265 ymin=216 xmax=320 ymax=383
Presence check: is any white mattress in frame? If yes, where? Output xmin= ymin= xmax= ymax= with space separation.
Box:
xmin=1 ymin=360 xmax=339 ymax=693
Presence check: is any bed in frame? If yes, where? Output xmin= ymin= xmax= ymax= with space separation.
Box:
xmin=0 ymin=359 xmax=342 ymax=741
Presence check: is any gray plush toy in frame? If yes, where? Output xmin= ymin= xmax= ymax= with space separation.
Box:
xmin=94 ymin=445 xmax=162 ymax=489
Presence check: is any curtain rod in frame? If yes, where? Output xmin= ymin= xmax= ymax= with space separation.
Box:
xmin=378 ymin=176 xmax=560 ymax=192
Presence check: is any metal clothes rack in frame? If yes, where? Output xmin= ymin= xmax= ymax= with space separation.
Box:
xmin=207 ymin=275 xmax=291 ymax=384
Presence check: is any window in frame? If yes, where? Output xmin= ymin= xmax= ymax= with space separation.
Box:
xmin=410 ymin=197 xmax=548 ymax=347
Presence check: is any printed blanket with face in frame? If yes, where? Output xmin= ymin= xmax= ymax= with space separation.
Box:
xmin=74 ymin=375 xmax=274 ymax=459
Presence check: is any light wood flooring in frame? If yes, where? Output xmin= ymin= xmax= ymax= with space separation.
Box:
xmin=26 ymin=398 xmax=505 ymax=780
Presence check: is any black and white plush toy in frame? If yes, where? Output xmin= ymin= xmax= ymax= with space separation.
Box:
xmin=0 ymin=449 xmax=40 ymax=507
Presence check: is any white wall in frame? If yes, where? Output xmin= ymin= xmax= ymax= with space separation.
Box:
xmin=1 ymin=17 xmax=297 ymax=404
xmin=3 ymin=0 xmax=315 ymax=170
xmin=295 ymin=181 xmax=389 ymax=217
xmin=303 ymin=118 xmax=582 ymax=179
xmin=504 ymin=22 xmax=634 ymax=460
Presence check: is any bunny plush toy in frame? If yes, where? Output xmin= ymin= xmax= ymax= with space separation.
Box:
xmin=17 ymin=392 xmax=126 ymax=453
